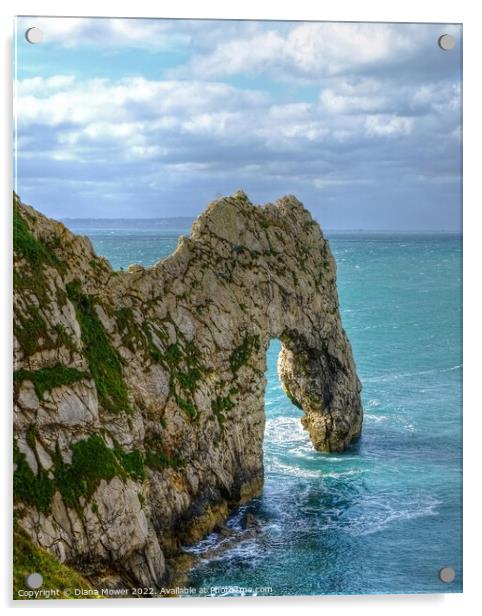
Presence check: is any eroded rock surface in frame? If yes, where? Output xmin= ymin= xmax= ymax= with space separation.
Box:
xmin=13 ymin=190 xmax=362 ymax=588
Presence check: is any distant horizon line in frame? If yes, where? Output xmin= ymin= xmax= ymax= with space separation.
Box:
xmin=61 ymin=217 xmax=462 ymax=233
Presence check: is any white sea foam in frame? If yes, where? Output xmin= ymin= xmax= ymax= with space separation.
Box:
xmin=315 ymin=456 xmax=360 ymax=463
xmin=268 ymin=459 xmax=323 ymax=479
xmin=321 ymin=469 xmax=366 ymax=479
xmin=364 ymin=364 xmax=461 ymax=384
xmin=335 ymin=494 xmax=441 ymax=537
xmin=187 ymin=533 xmax=269 ymax=571
xmin=364 ymin=414 xmax=389 ymax=423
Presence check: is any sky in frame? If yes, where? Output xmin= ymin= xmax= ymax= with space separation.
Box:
xmin=14 ymin=17 xmax=462 ymax=230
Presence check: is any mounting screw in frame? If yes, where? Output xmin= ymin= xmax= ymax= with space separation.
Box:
xmin=438 ymin=34 xmax=455 ymax=51
xmin=25 ymin=27 xmax=43 ymax=44
xmin=439 ymin=566 xmax=455 ymax=583
xmin=25 ymin=572 xmax=43 ymax=589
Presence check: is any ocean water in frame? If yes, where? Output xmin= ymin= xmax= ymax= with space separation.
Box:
xmin=75 ymin=226 xmax=462 ymax=596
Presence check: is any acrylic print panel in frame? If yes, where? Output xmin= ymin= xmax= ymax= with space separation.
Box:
xmin=13 ymin=16 xmax=462 ymax=600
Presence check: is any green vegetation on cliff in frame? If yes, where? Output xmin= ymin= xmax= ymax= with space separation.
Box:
xmin=113 ymin=440 xmax=145 ymax=480
xmin=211 ymin=394 xmax=235 ymax=426
xmin=13 ymin=305 xmax=52 ymax=357
xmin=13 ymin=198 xmax=68 ymax=357
xmin=13 ymin=522 xmax=96 ymax=600
xmin=13 ymin=435 xmax=126 ymax=513
xmin=13 ymin=197 xmax=62 ymax=271
xmin=144 ymin=449 xmax=184 ymax=471
xmin=14 ymin=432 xmax=182 ymax=514
xmin=13 ymin=364 xmax=89 ymax=400
xmin=165 ymin=338 xmax=203 ymax=420
xmin=66 ymin=280 xmax=132 ymax=415
xmin=53 ymin=435 xmax=126 ymax=508
xmin=115 ymin=306 xmax=162 ymax=363
xmin=229 ymin=334 xmax=260 ymax=373
xmin=14 ymin=442 xmax=55 ymax=515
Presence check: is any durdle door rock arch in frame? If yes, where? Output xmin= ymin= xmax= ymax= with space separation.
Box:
xmin=13 ymin=190 xmax=363 ymax=589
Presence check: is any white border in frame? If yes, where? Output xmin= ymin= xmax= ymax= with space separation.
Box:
xmin=2 ymin=1 xmax=480 ymax=614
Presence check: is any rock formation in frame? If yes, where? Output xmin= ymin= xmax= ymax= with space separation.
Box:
xmin=13 ymin=190 xmax=362 ymax=590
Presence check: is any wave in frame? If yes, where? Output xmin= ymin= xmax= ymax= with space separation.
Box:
xmin=364 ymin=413 xmax=389 ymax=423
xmin=336 ymin=495 xmax=441 ymax=537
xmin=267 ymin=458 xmax=366 ymax=480
xmin=185 ymin=491 xmax=442 ymax=579
xmin=364 ymin=364 xmax=462 ymax=384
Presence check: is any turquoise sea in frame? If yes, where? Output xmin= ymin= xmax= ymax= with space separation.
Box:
xmin=74 ymin=226 xmax=462 ymax=596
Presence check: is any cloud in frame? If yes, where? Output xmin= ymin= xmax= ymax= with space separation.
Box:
xmin=320 ymin=79 xmax=389 ymax=114
xmin=15 ymin=71 xmax=459 ymax=183
xmin=17 ymin=16 xmax=191 ymax=50
xmin=16 ymin=76 xmax=267 ymax=128
xmin=319 ymin=75 xmax=461 ymax=120
xmin=178 ymin=22 xmax=429 ymax=81
xmin=364 ymin=114 xmax=414 ymax=137
xmin=14 ymin=19 xmax=462 ymax=228
xmin=18 ymin=73 xmax=436 ymax=174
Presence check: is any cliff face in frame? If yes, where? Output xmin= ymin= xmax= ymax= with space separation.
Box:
xmin=13 ymin=190 xmax=362 ymax=589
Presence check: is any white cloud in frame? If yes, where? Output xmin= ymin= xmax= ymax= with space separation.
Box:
xmin=16 ymin=76 xmax=267 ymax=127
xmin=313 ymin=177 xmax=374 ymax=189
xmin=320 ymin=79 xmax=388 ymax=114
xmin=13 ymin=19 xmax=462 ymax=226
xmin=182 ymin=22 xmax=421 ymax=81
xmin=17 ymin=16 xmax=191 ymax=50
xmin=267 ymin=103 xmax=312 ymax=121
xmin=182 ymin=111 xmax=244 ymax=137
xmin=16 ymin=72 xmax=438 ymax=172
xmin=17 ymin=75 xmax=76 ymax=94
xmin=15 ymin=76 xmax=272 ymax=164
xmin=365 ymin=114 xmax=414 ymax=137
xmin=319 ymin=75 xmax=461 ymax=122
